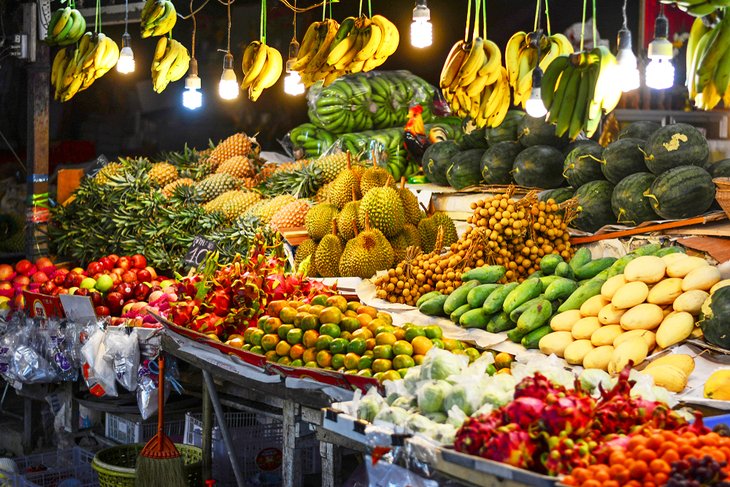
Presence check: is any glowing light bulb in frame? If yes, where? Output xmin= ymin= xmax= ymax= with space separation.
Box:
xmin=525 ymin=68 xmax=547 ymax=118
xmin=411 ymin=2 xmax=432 ymax=49
xmin=284 ymin=70 xmax=305 ymax=96
xmin=116 ymin=33 xmax=134 ymax=74
xmin=182 ymin=59 xmax=202 ymax=110
xmin=615 ymin=28 xmax=640 ymax=92
xmin=218 ymin=53 xmax=239 ymax=100
xmin=646 ymin=58 xmax=674 ymax=90
xmin=646 ymin=11 xmax=674 ymax=90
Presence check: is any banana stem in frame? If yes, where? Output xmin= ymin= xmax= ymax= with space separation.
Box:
xmin=464 ymin=0 xmax=472 ymax=43
xmin=473 ymin=0 xmax=481 ymax=41
xmin=580 ymin=0 xmax=587 ymax=52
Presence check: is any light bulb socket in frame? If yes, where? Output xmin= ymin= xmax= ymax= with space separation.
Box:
xmin=654 ymin=11 xmax=669 ymax=40
xmin=617 ymin=28 xmax=632 ymax=52
xmin=648 ymin=37 xmax=673 ymax=59
xmin=189 ymin=58 xmax=199 ymax=77
xmin=288 ymin=38 xmax=300 ymax=61
xmin=531 ymin=67 xmax=543 ymax=88
xmin=121 ymin=32 xmax=132 ymax=49
xmin=185 ymin=68 xmax=201 ymax=90
xmin=413 ymin=2 xmax=430 ymax=21
xmin=222 ymin=53 xmax=234 ymax=71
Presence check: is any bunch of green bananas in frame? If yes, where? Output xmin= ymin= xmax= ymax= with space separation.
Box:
xmin=660 ymin=0 xmax=730 ymax=16
xmin=289 ymin=123 xmax=335 ymax=159
xmin=46 ymin=7 xmax=86 ymax=46
xmin=293 ymin=15 xmax=400 ymax=88
xmin=241 ymin=42 xmax=283 ymax=101
xmin=686 ymin=14 xmax=730 ymax=109
xmin=51 ymin=32 xmax=119 ymax=102
xmin=140 ymin=0 xmax=176 ymax=38
xmin=371 ymin=71 xmax=435 ymax=129
xmin=505 ymin=31 xmax=574 ymax=108
xmin=440 ymin=37 xmax=510 ymax=128
xmin=541 ymin=47 xmax=622 ymax=139
xmin=151 ymin=37 xmax=190 ymax=93
xmin=308 ymin=74 xmax=374 ymax=134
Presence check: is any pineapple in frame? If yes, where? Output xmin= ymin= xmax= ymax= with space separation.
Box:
xmin=258 ymin=162 xmax=324 ymax=199
xmin=215 ymin=156 xmax=256 ymax=179
xmin=196 ymin=173 xmax=242 ymax=202
xmin=313 ymin=153 xmax=349 ymax=184
xmin=149 ymin=162 xmax=179 ymax=187
xmin=165 ymin=144 xmax=213 ymax=181
xmin=204 ymin=190 xmax=261 ymax=220
xmin=269 ymin=199 xmax=311 ymax=230
xmin=162 ymin=178 xmax=195 ymax=198
xmin=248 ymin=195 xmax=297 ymax=224
xmin=208 ymin=133 xmax=260 ymax=170
xmin=94 ymin=162 xmax=123 ymax=185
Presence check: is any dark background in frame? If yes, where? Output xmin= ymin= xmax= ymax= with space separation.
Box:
xmin=0 ymin=0 xmax=646 ymax=169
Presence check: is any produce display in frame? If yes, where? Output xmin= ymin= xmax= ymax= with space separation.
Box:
xmin=51 ymin=33 xmax=120 ymax=102
xmin=686 ymin=13 xmax=730 ymax=109
xmin=151 ymin=37 xmax=190 ymax=94
xmin=45 ymin=6 xmax=86 ymax=46
xmin=241 ymin=41 xmax=283 ymax=101
xmin=140 ymin=0 xmax=177 ymax=38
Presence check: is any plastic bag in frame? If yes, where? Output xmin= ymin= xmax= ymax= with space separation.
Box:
xmin=37 ymin=319 xmax=79 ymax=382
xmin=418 ymin=348 xmax=469 ymax=381
xmin=284 ymin=123 xmax=335 ymax=159
xmin=104 ymin=327 xmax=140 ymax=391
xmin=80 ymin=326 xmax=117 ymax=397
xmin=11 ymin=323 xmax=56 ymax=384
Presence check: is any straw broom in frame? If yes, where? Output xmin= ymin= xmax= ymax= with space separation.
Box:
xmin=135 ymin=354 xmax=186 ymax=487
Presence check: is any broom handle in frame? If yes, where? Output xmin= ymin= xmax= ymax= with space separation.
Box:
xmin=157 ymin=354 xmax=166 ymax=436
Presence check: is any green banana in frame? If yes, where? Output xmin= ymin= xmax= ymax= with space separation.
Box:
xmin=542 ymin=55 xmax=571 ymax=112
xmin=697 ymin=15 xmax=730 ymax=93
xmin=555 ymin=66 xmax=581 ymax=137
xmin=569 ymin=68 xmax=590 ymax=139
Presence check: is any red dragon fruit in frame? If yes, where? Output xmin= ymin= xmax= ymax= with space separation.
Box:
xmin=513 ymin=373 xmax=567 ymax=401
xmin=503 ymin=396 xmax=546 ymax=429
xmin=481 ymin=423 xmax=539 ymax=469
xmin=454 ymin=413 xmax=504 ymax=456
xmin=541 ymin=391 xmax=596 ymax=436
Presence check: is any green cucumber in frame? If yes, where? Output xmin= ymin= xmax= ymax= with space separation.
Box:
xmin=443 ymin=280 xmax=481 ymax=315
xmin=539 ymin=275 xmax=563 ymax=292
xmin=459 ymin=308 xmax=492 ymax=329
xmin=450 ymin=303 xmax=472 ymax=323
xmin=486 ymin=311 xmax=515 ymax=333
xmin=416 ymin=291 xmax=442 ymax=308
xmin=419 ymin=294 xmax=448 ymax=316
xmin=509 ymin=295 xmax=544 ymax=323
xmin=503 ymin=279 xmax=542 ymax=314
xmin=507 ymin=326 xmax=529 ymax=343
xmin=467 ymin=284 xmax=501 ymax=308
xmin=569 ymin=247 xmax=593 ymax=272
xmin=557 ymin=278 xmax=606 ymax=312
xmin=516 ymin=299 xmax=553 ymax=333
xmin=629 ymin=243 xmax=662 ymax=256
xmin=574 ymin=257 xmax=617 ymax=280
xmin=544 ymin=277 xmax=579 ymax=301
xmin=521 ymin=325 xmax=553 ymax=349
xmin=606 ymin=254 xmax=636 ymax=277
xmin=539 ymin=253 xmax=564 ymax=275
xmin=460 ymin=265 xmax=506 ymax=284
xmin=555 ymin=261 xmax=575 ymax=279
xmin=655 ymin=246 xmax=685 ymax=257
xmin=482 ymin=283 xmax=518 ymax=314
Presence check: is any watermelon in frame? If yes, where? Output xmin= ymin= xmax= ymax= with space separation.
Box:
xmin=518 ymin=115 xmax=568 ymax=148
xmin=539 ymin=187 xmax=574 ymax=204
xmin=481 ymin=141 xmax=521 ymax=185
xmin=706 ymin=159 xmax=730 ymax=178
xmin=563 ymin=139 xmax=597 ymax=157
xmin=460 ymin=118 xmax=489 ymax=149
xmin=644 ymin=123 xmax=710 ymax=174
xmin=562 ymin=141 xmax=605 ymax=188
xmin=601 ymin=137 xmax=648 ymax=184
xmin=644 ymin=165 xmax=716 ymax=219
xmin=446 ymin=149 xmax=485 ymax=190
xmin=699 ymin=286 xmax=730 ymax=350
xmin=611 ymin=172 xmax=659 ymax=226
xmin=618 ymin=121 xmax=661 ymax=141
xmin=485 ymin=110 xmax=525 ymax=145
xmin=512 ymin=145 xmax=565 ymax=189
xmin=422 ymin=141 xmax=460 ymax=185
xmin=572 ymin=180 xmax=615 ymax=232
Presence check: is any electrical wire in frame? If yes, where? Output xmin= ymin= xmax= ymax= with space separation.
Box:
xmin=0 ymin=128 xmax=26 ymax=172
xmin=190 ymin=0 xmax=197 ymax=59
xmin=278 ymin=0 xmax=331 ymax=13
xmin=622 ymin=0 xmax=628 ymax=30
xmin=124 ymin=0 xmax=128 ymax=34
xmin=225 ymin=0 xmax=231 ymax=55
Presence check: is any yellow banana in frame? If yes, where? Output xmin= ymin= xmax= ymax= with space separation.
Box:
xmin=291 ymin=22 xmax=320 ymax=72
xmin=550 ymin=33 xmax=574 ymax=55
xmin=466 ymin=72 xmax=490 ymax=98
xmin=505 ymin=31 xmax=527 ymax=88
xmin=440 ymin=41 xmax=466 ymax=88
xmin=478 ymin=39 xmax=502 ymax=85
xmin=52 ymin=8 xmax=72 ymax=37
xmin=334 ymin=29 xmax=363 ymax=71
xmin=249 ymin=46 xmax=283 ymax=101
xmin=348 ymin=59 xmax=366 ymax=73
xmin=538 ymin=38 xmax=560 ymax=72
xmin=458 ymin=37 xmax=486 ymax=87
xmin=309 ymin=19 xmax=339 ymax=73
xmin=327 ymin=31 xmax=357 ymax=66
xmin=354 ymin=23 xmax=382 ymax=62
xmin=167 ymin=46 xmax=190 ymax=81
xmin=371 ymin=15 xmax=399 ymax=58
xmin=242 ymin=42 xmax=267 ymax=88
xmin=155 ymin=40 xmax=181 ymax=75
xmin=362 ymin=56 xmax=385 ymax=72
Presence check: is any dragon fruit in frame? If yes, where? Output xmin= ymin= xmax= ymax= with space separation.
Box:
xmin=542 ymin=434 xmax=597 ymax=475
xmin=503 ymin=396 xmax=546 ymax=429
xmin=513 ymin=373 xmax=567 ymax=401
xmin=541 ymin=391 xmax=595 ymax=436
xmin=481 ymin=423 xmax=539 ymax=469
xmin=454 ymin=414 xmax=504 ymax=456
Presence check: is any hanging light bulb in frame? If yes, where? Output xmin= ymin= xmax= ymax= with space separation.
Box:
xmin=183 ymin=59 xmax=202 ymax=109
xmin=526 ymin=68 xmax=548 ymax=118
xmin=616 ymin=29 xmax=640 ymax=92
xmin=117 ymin=33 xmax=135 ymax=74
xmin=284 ymin=38 xmax=305 ymax=96
xmin=219 ymin=53 xmax=239 ymax=100
xmin=646 ymin=7 xmax=674 ymax=90
xmin=411 ymin=0 xmax=432 ymax=49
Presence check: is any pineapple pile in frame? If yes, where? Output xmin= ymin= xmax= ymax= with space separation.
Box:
xmin=293 ymin=156 xmax=457 ymax=279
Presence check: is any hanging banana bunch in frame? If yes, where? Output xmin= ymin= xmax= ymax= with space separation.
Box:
xmin=506 ymin=31 xmax=573 ymax=109
xmin=140 ymin=0 xmax=177 ymax=38
xmin=46 ymin=5 xmax=86 ymax=46
xmin=659 ymin=0 xmax=730 ymax=17
xmin=151 ymin=37 xmax=190 ymax=93
xmin=241 ymin=0 xmax=283 ymax=101
xmin=540 ymin=47 xmax=621 ymax=139
xmin=440 ymin=0 xmax=509 ymax=128
xmin=51 ymin=32 xmax=119 ymax=102
xmin=686 ymin=14 xmax=730 ymax=110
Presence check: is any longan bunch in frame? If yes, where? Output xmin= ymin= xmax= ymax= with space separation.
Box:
xmin=467 ymin=191 xmax=574 ymax=282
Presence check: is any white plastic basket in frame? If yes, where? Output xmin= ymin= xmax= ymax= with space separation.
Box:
xmin=104 ymin=412 xmax=186 ymax=444
xmin=12 ymin=448 xmax=96 ymax=487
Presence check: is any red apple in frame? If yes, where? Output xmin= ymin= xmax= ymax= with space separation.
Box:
xmin=63 ymin=272 xmax=77 ymax=288
xmin=71 ymin=267 xmax=85 ymax=275
xmin=0 ymin=264 xmax=15 ymax=281
xmin=117 ymin=282 xmax=134 ymax=299
xmin=56 ymin=288 xmax=68 ymax=295
xmin=15 ymin=259 xmax=33 ymax=275
xmin=145 ymin=266 xmax=158 ymax=280
xmin=122 ymin=299 xmax=138 ymax=314
xmin=74 ymin=288 xmax=89 ymax=296
xmin=13 ymin=275 xmax=30 ymax=287
xmin=90 ymin=291 xmax=104 ymax=307
xmin=105 ymin=292 xmax=124 ymax=313
xmin=117 ymin=256 xmax=132 ymax=270
xmin=0 ymin=282 xmax=13 ymax=298
xmin=136 ymin=269 xmax=152 ymax=283
xmin=72 ymin=273 xmax=85 ymax=287
xmin=107 ymin=254 xmax=120 ymax=264
xmin=121 ymin=270 xmax=137 ymax=284
xmin=31 ymin=271 xmax=49 ymax=284
xmin=35 ymin=257 xmax=55 ymax=274
xmin=40 ymin=281 xmax=57 ymax=295
xmin=98 ymin=256 xmax=114 ymax=271
xmin=134 ymin=282 xmax=151 ymax=300
xmin=95 ymin=305 xmax=111 ymax=317
xmin=131 ymin=254 xmax=147 ymax=270
xmin=86 ymin=261 xmax=104 ymax=275
xmin=53 ymin=273 xmax=66 ymax=286
xmin=111 ymin=268 xmax=124 ymax=276
xmin=110 ymin=273 xmax=122 ymax=285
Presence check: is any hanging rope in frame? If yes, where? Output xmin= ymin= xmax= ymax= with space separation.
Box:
xmin=533 ymin=0 xmax=540 ymax=32
xmin=368 ymin=0 xmax=372 ymax=17
xmin=123 ymin=0 xmax=129 ymax=34
xmin=544 ymin=0 xmax=551 ymax=35
xmin=592 ymin=0 xmax=597 ymax=50
xmin=482 ymin=0 xmax=486 ymax=39
xmin=358 ymin=0 xmax=363 ymax=17
xmin=261 ymin=0 xmax=267 ymax=43
xmin=580 ymin=0 xmax=587 ymax=52
xmin=473 ymin=0 xmax=481 ymax=41
xmin=464 ymin=0 xmax=472 ymax=43
xmin=95 ymin=0 xmax=101 ymax=33
xmin=536 ymin=0 xmax=542 ymax=62
xmin=190 ymin=0 xmax=196 ymax=59
xmin=226 ymin=0 xmax=232 ymax=54
xmin=178 ymin=0 xmax=209 ymax=20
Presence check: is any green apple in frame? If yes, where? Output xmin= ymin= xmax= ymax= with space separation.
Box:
xmin=79 ymin=277 xmax=97 ymax=290
xmin=94 ymin=274 xmax=114 ymax=293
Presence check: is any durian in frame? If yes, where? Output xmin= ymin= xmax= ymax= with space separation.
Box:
xmin=295 ymin=238 xmax=319 ymax=277
xmin=398 ymin=177 xmax=422 ymax=226
xmin=305 ymin=203 xmax=339 ymax=241
xmin=357 ymin=187 xmax=405 ymax=238
xmin=327 ymin=156 xmax=361 ymax=209
xmin=314 ymin=220 xmax=344 ymax=278
xmin=339 ymin=216 xmax=394 ymax=278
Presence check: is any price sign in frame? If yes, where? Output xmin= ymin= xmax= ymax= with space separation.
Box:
xmin=184 ymin=236 xmax=217 ymax=267
xmin=22 ymin=291 xmax=64 ymax=318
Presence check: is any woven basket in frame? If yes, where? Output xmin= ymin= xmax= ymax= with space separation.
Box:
xmin=714 ymin=177 xmax=730 ymax=219
xmin=92 ymin=444 xmax=202 ymax=487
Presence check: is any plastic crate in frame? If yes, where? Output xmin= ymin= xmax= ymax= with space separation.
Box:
xmin=183 ymin=412 xmax=320 ymax=486
xmin=104 ymin=412 xmax=186 ymax=444
xmin=12 ymin=448 xmax=97 ymax=487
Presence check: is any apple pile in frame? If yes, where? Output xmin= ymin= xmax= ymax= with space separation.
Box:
xmin=0 ymin=257 xmax=62 ymax=311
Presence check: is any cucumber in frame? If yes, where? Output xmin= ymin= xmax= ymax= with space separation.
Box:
xmin=459 ymin=308 xmax=492 ymax=329
xmin=521 ymin=325 xmax=552 ymax=349
xmin=539 ymin=275 xmax=563 ymax=292
xmin=574 ymin=257 xmax=617 ymax=280
xmin=555 ymin=261 xmax=575 ymax=279
xmin=606 ymin=254 xmax=636 ymax=277
xmin=516 ymin=299 xmax=553 ymax=333
xmin=569 ymin=247 xmax=593 ymax=272
xmin=507 ymin=326 xmax=529 ymax=343
xmin=482 ymin=283 xmax=518 ymax=314
xmin=539 ymin=253 xmax=564 ymax=275
xmin=509 ymin=295 xmax=544 ymax=323
xmin=593 ymin=269 xmax=610 ymax=281
xmin=557 ymin=277 xmax=606 ymax=312
xmin=544 ymin=277 xmax=579 ymax=301
xmin=460 ymin=265 xmax=506 ymax=284
xmin=486 ymin=311 xmax=515 ymax=333
xmin=416 ymin=291 xmax=442 ymax=308
xmin=655 ymin=246 xmax=685 ymax=257
xmin=503 ymin=279 xmax=542 ymax=314
xmin=443 ymin=280 xmax=480 ymax=315
xmin=629 ymin=243 xmax=662 ymax=256
xmin=450 ymin=303 xmax=472 ymax=323
xmin=467 ymin=284 xmax=501 ymax=308
xmin=419 ymin=294 xmax=448 ymax=316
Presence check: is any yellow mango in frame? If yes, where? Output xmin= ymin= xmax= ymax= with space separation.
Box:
xmin=643 ymin=365 xmax=688 ymax=393
xmin=612 ymin=281 xmax=649 ymax=309
xmin=583 ymin=345 xmax=614 ymax=371
xmin=580 ymin=295 xmax=610 ymax=317
xmin=624 ymin=256 xmax=666 ymax=284
xmin=564 ymin=339 xmax=595 ymax=365
xmin=647 ymin=278 xmax=684 ymax=305
xmin=673 ymin=290 xmax=709 ymax=315
xmin=666 ymin=255 xmax=708 ymax=278
xmin=598 ymin=304 xmax=626 ymax=325
xmin=705 ymin=369 xmax=730 ymax=400
xmin=608 ymin=337 xmax=649 ymax=374
xmin=682 ymin=265 xmax=721 ymax=292
xmin=620 ymin=303 xmax=664 ymax=330
xmin=645 ymin=353 xmax=695 ymax=376
xmin=655 ymin=311 xmax=695 ymax=349
xmin=601 ymin=274 xmax=627 ymax=300
xmin=550 ymin=309 xmax=582 ymax=332
xmin=571 ymin=317 xmax=602 ymax=340
xmin=614 ymin=329 xmax=656 ymax=350
xmin=538 ymin=331 xmax=574 ymax=358
xmin=591 ymin=324 xmax=623 ymax=346
xmin=661 ymin=252 xmax=689 ymax=266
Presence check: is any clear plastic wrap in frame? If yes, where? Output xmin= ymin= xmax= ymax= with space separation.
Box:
xmin=284 ymin=123 xmax=335 ymax=160
xmin=103 ymin=327 xmax=140 ymax=392
xmin=80 ymin=325 xmax=118 ymax=397
xmin=37 ymin=319 xmax=80 ymax=382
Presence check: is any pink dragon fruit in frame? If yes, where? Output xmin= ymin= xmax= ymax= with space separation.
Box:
xmin=454 ymin=413 xmax=504 ymax=456
xmin=482 ymin=423 xmax=539 ymax=469
xmin=541 ymin=391 xmax=596 ymax=436
xmin=513 ymin=373 xmax=567 ymax=401
xmin=503 ymin=396 xmax=546 ymax=429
